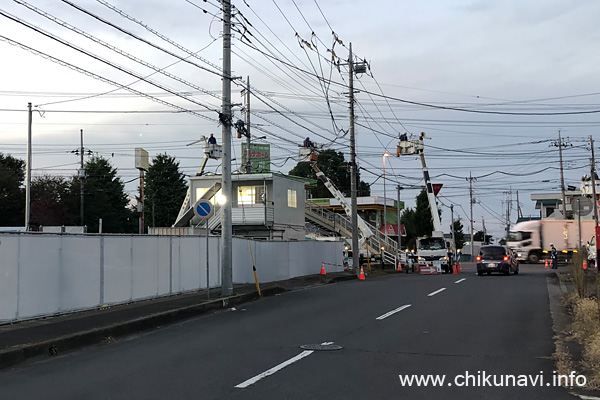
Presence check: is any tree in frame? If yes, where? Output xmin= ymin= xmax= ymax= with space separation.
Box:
xmin=452 ymin=218 xmax=466 ymax=250
xmin=0 ymin=153 xmax=25 ymax=226
xmin=401 ymin=189 xmax=443 ymax=250
xmin=81 ymin=157 xmax=135 ymax=233
xmin=288 ymin=149 xmax=370 ymax=198
xmin=30 ymin=175 xmax=70 ymax=228
xmin=144 ymin=153 xmax=188 ymax=228
xmin=474 ymin=230 xmax=493 ymax=244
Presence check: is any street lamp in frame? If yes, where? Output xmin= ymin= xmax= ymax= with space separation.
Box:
xmin=383 ymin=152 xmax=390 ymax=241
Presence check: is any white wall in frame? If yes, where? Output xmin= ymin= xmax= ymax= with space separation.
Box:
xmin=0 ymin=234 xmax=343 ymax=323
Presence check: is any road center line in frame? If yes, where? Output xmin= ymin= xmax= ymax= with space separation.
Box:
xmin=427 ymin=288 xmax=446 ymax=297
xmin=376 ymin=304 xmax=412 ymax=320
xmin=454 ymin=278 xmax=466 ymax=284
xmin=235 ymin=342 xmax=333 ymax=388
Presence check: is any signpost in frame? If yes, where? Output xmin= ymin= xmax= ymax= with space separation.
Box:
xmin=193 ymin=199 xmax=214 ymax=299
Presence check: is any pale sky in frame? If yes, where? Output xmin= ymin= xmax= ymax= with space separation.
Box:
xmin=1 ymin=0 xmax=599 ymax=239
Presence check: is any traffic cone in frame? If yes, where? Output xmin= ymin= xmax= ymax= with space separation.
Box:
xmin=584 ymin=259 xmax=588 ymax=270
xmin=359 ymin=266 xmax=366 ymax=280
xmin=320 ymin=261 xmax=326 ymax=275
xmin=544 ymin=259 xmax=549 ymax=269
xmin=397 ymin=261 xmax=402 ymax=272
xmin=453 ymin=263 xmax=458 ymax=274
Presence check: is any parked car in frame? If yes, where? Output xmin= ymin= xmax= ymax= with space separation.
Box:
xmin=476 ymin=245 xmax=519 ymax=276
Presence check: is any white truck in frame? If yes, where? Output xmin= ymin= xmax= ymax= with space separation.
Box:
xmin=507 ymin=219 xmax=595 ymax=263
xmin=397 ymin=132 xmax=452 ymax=273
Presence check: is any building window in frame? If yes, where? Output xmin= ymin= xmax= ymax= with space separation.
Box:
xmin=287 ymin=189 xmax=297 ymax=208
xmin=238 ymin=186 xmax=265 ymax=205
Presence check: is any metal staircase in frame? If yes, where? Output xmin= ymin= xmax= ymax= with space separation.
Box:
xmin=173 ymin=182 xmax=222 ymax=227
xmin=305 ymin=204 xmax=399 ymax=265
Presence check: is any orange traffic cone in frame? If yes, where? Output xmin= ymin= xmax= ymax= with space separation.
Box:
xmin=544 ymin=259 xmax=549 ymax=269
xmin=397 ymin=261 xmax=402 ymax=272
xmin=359 ymin=266 xmax=366 ymax=280
xmin=584 ymin=259 xmax=588 ymax=270
xmin=453 ymin=263 xmax=458 ymax=274
xmin=320 ymin=261 xmax=326 ymax=275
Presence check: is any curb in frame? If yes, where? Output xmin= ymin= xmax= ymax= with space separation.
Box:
xmin=0 ymin=286 xmax=285 ymax=370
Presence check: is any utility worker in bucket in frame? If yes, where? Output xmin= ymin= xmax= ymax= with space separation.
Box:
xmin=550 ymin=243 xmax=558 ymax=269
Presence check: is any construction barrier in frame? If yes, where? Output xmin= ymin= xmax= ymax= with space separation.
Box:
xmin=419 ymin=265 xmax=438 ymax=275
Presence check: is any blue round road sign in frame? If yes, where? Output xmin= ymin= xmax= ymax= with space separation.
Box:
xmin=193 ymin=199 xmax=214 ymax=219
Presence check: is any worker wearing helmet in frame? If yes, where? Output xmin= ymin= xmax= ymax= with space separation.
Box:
xmin=550 ymin=243 xmax=558 ymax=269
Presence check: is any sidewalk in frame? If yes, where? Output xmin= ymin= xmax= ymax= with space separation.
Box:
xmin=0 ymin=271 xmax=357 ymax=370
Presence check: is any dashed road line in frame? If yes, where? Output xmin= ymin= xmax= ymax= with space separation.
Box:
xmin=454 ymin=278 xmax=466 ymax=284
xmin=376 ymin=304 xmax=412 ymax=320
xmin=427 ymin=288 xmax=447 ymax=297
xmin=235 ymin=341 xmax=334 ymax=388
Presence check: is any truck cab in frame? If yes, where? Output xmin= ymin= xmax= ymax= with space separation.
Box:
xmin=417 ymin=235 xmax=451 ymax=273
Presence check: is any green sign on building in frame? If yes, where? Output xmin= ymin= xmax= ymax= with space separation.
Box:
xmin=241 ymin=143 xmax=271 ymax=173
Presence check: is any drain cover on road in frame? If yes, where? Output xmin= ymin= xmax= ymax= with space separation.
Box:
xmin=300 ymin=344 xmax=343 ymax=351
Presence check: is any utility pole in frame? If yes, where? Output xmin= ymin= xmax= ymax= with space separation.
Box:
xmin=348 ymin=42 xmax=359 ymax=276
xmin=468 ymin=172 xmax=474 ymax=256
xmin=505 ymin=190 xmax=512 ymax=239
xmin=79 ymin=129 xmax=85 ymax=227
xmin=245 ymin=76 xmax=251 ymax=174
xmin=139 ymin=169 xmax=144 ymax=234
xmin=221 ymin=0 xmax=233 ymax=297
xmin=25 ymin=102 xmax=32 ymax=231
xmin=553 ymin=131 xmax=569 ymax=219
xmin=450 ymin=204 xmax=456 ymax=254
xmin=397 ymin=186 xmax=403 ymax=251
xmin=516 ymin=190 xmax=523 ymax=219
xmin=590 ymin=135 xmax=599 ymax=264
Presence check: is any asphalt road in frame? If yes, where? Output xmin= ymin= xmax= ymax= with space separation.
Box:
xmin=0 ymin=264 xmax=576 ymax=399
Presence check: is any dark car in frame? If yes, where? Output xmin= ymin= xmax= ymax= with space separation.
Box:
xmin=477 ymin=245 xmax=519 ymax=276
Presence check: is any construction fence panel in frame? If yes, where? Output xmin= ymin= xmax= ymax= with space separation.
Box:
xmin=288 ymin=241 xmax=345 ymax=278
xmin=16 ymin=235 xmax=62 ymax=319
xmin=103 ymin=236 xmax=134 ymax=304
xmin=0 ymin=235 xmax=20 ymax=321
xmin=59 ymin=235 xmax=101 ymax=312
xmin=0 ymin=234 xmax=345 ymax=323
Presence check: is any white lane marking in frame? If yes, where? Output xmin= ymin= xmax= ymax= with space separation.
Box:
xmin=427 ymin=288 xmax=446 ymax=297
xmin=235 ymin=341 xmax=333 ymax=388
xmin=376 ymin=304 xmax=412 ymax=320
xmin=454 ymin=278 xmax=466 ymax=284
xmin=580 ymin=396 xmax=600 ymax=400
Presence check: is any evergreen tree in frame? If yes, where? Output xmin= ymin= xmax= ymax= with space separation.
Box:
xmin=452 ymin=218 xmax=466 ymax=250
xmin=144 ymin=153 xmax=188 ymax=228
xmin=0 ymin=153 xmax=25 ymax=226
xmin=81 ymin=157 xmax=134 ymax=233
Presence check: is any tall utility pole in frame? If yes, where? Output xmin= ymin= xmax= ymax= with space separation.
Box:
xmin=245 ymin=76 xmax=251 ymax=174
xmin=450 ymin=204 xmax=455 ymax=253
xmin=221 ymin=0 xmax=233 ymax=297
xmin=79 ymin=129 xmax=85 ymax=227
xmin=468 ymin=172 xmax=474 ymax=254
xmin=516 ymin=190 xmax=523 ymax=219
xmin=397 ymin=186 xmax=403 ymax=251
xmin=504 ymin=190 xmax=512 ymax=239
xmin=348 ymin=42 xmax=359 ymax=276
xmin=553 ymin=131 xmax=568 ymax=219
xmin=25 ymin=102 xmax=32 ymax=231
xmin=590 ymin=135 xmax=599 ymax=264
xmin=139 ymin=169 xmax=145 ymax=234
